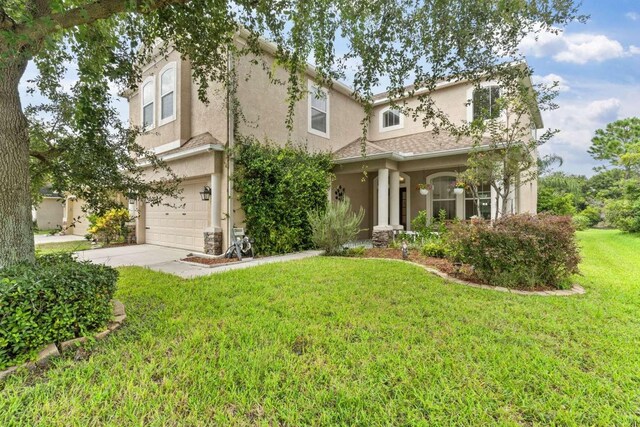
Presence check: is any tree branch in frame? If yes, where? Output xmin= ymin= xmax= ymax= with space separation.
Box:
xmin=2 ymin=0 xmax=188 ymax=53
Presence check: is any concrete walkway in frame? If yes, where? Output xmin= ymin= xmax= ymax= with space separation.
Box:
xmin=35 ymin=234 xmax=86 ymax=245
xmin=75 ymin=244 xmax=322 ymax=278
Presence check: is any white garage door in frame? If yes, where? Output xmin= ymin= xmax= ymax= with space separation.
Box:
xmin=145 ymin=179 xmax=209 ymax=251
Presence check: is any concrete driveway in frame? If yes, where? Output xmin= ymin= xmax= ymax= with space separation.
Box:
xmin=76 ymin=244 xmax=192 ymax=268
xmin=35 ymin=234 xmax=86 ymax=245
xmin=75 ymin=244 xmax=321 ymax=278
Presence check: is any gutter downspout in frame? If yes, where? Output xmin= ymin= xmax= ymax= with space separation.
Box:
xmin=226 ymin=49 xmax=235 ymax=248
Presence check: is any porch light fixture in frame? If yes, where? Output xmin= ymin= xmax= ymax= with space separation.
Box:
xmin=199 ymin=186 xmax=211 ymax=201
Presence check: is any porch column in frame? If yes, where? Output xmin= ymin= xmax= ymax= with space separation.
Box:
xmin=389 ymin=170 xmax=401 ymax=229
xmin=373 ymin=168 xmax=393 ymax=248
xmin=210 ymin=173 xmax=221 ymax=230
xmin=204 ymin=173 xmax=223 ymax=255
xmin=377 ymin=168 xmax=389 ymax=227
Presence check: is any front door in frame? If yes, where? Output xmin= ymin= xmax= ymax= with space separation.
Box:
xmin=400 ymin=187 xmax=407 ymax=230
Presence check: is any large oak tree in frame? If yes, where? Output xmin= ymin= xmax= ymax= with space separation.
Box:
xmin=0 ymin=0 xmax=583 ymax=267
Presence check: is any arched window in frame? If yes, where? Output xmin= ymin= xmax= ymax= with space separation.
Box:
xmin=380 ymin=107 xmax=403 ymax=132
xmin=383 ymin=110 xmax=400 ymax=128
xmin=159 ymin=64 xmax=176 ymax=124
xmin=142 ymin=79 xmax=154 ymax=129
xmin=472 ymin=85 xmax=501 ymax=121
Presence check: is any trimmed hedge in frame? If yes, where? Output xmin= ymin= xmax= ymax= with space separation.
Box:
xmin=0 ymin=253 xmax=117 ymax=369
xmin=448 ymin=214 xmax=580 ymax=289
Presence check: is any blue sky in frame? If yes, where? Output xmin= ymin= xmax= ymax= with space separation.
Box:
xmin=521 ymin=0 xmax=640 ymax=176
xmin=20 ymin=0 xmax=639 ymax=177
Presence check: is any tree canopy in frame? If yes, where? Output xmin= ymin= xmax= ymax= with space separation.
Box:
xmin=589 ymin=117 xmax=640 ymax=178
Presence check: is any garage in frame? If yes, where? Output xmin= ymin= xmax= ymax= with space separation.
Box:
xmin=145 ymin=178 xmax=209 ymax=251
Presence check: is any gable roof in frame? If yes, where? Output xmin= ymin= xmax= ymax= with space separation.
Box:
xmin=333 ymin=130 xmax=490 ymax=163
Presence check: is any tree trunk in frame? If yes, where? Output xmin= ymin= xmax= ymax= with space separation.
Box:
xmin=0 ymin=58 xmax=35 ymax=267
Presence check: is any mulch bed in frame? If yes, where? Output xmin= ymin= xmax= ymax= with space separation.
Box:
xmin=362 ymin=248 xmax=478 ymax=283
xmin=361 ymin=248 xmax=556 ymax=292
xmin=181 ymin=256 xmax=245 ymax=266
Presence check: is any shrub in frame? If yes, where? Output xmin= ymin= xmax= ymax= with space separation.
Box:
xmin=0 ymin=254 xmax=118 ymax=369
xmin=572 ymin=214 xmax=590 ymax=231
xmin=233 ymin=137 xmax=334 ymax=254
xmin=537 ymin=187 xmax=577 ymax=215
xmin=604 ymin=199 xmax=640 ymax=233
xmin=309 ymin=198 xmax=364 ymax=255
xmin=88 ymin=208 xmax=130 ymax=244
xmin=344 ymin=246 xmax=366 ymax=257
xmin=421 ymin=240 xmax=447 ymax=258
xmin=448 ymin=214 xmax=580 ymax=289
xmin=579 ymin=205 xmax=601 ymax=226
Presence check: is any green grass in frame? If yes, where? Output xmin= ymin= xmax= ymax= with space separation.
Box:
xmin=33 ymin=229 xmax=57 ymax=236
xmin=35 ymin=240 xmax=94 ymax=254
xmin=1 ymin=229 xmax=639 ymax=425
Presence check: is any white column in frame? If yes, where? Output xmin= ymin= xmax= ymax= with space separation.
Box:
xmin=210 ymin=173 xmax=221 ymax=231
xmin=390 ymin=170 xmax=401 ymax=229
xmin=376 ymin=168 xmax=390 ymax=229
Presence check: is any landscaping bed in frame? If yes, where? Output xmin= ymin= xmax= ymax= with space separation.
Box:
xmin=181 ymin=256 xmax=250 ymax=266
xmin=361 ymin=247 xmax=560 ymax=292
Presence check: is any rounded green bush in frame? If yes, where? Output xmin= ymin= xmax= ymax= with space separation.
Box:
xmin=421 ymin=240 xmax=447 ymax=258
xmin=0 ymin=254 xmax=118 ymax=369
xmin=572 ymin=214 xmax=591 ymax=231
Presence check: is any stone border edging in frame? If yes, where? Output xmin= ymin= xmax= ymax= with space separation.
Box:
xmin=0 ymin=299 xmax=126 ymax=381
xmin=365 ymin=258 xmax=586 ymax=296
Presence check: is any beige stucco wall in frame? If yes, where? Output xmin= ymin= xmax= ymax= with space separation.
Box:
xmin=128 ymin=49 xmax=192 ymax=151
xmin=234 ymin=53 xmax=365 ymax=153
xmin=35 ymin=198 xmax=64 ymax=230
xmin=367 ymin=82 xmax=471 ymax=141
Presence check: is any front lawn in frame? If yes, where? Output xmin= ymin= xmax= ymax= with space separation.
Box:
xmin=35 ymin=240 xmax=94 ymax=254
xmin=1 ymin=229 xmax=639 ymax=425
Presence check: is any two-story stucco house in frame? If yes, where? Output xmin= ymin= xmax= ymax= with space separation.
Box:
xmin=87 ymin=36 xmax=539 ymax=254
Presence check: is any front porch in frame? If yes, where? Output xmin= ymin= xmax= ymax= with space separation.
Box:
xmin=331 ymin=131 xmax=534 ymax=247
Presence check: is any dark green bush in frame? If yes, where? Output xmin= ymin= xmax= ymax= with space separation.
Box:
xmin=233 ymin=136 xmax=334 ymax=254
xmin=0 ymin=253 xmax=118 ymax=369
xmin=448 ymin=214 xmax=580 ymax=289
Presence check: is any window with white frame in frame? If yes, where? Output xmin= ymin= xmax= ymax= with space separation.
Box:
xmin=308 ymin=82 xmax=329 ymax=137
xmin=431 ymin=176 xmax=457 ymax=220
xmin=380 ymin=107 xmax=403 ymax=132
xmin=142 ymin=79 xmax=154 ymax=129
xmin=472 ymin=85 xmax=501 ymax=121
xmin=465 ymin=182 xmax=492 ymax=219
xmin=159 ymin=65 xmax=176 ymax=124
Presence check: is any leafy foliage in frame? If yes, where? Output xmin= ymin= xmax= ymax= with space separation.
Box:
xmin=309 ymin=198 xmax=364 ymax=255
xmin=421 ymin=240 xmax=447 ymax=258
xmin=87 ymin=208 xmax=131 ymax=244
xmin=462 ymin=80 xmax=559 ymax=219
xmin=604 ymin=198 xmax=640 ymax=233
xmin=589 ymin=117 xmax=640 ymax=178
xmin=0 ymin=253 xmax=118 ymax=369
xmin=233 ymin=137 xmax=333 ymax=254
xmin=448 ymin=214 xmax=580 ymax=289
xmin=537 ymin=187 xmax=577 ymax=215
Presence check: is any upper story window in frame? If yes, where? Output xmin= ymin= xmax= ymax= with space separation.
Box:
xmin=142 ymin=79 xmax=154 ymax=129
xmin=380 ymin=107 xmax=404 ymax=132
xmin=159 ymin=64 xmax=176 ymax=125
xmin=308 ymin=81 xmax=330 ymax=138
xmin=472 ymin=85 xmax=501 ymax=121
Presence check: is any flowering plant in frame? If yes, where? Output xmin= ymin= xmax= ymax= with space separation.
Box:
xmin=450 ymin=181 xmax=466 ymax=189
xmin=417 ymin=183 xmax=433 ymax=191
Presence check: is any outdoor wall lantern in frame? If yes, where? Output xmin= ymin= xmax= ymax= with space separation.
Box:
xmin=200 ymin=186 xmax=212 ymax=201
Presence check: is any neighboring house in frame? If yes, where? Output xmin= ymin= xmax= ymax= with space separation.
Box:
xmin=32 ymin=188 xmax=64 ymax=231
xmin=119 ymin=36 xmax=540 ymax=253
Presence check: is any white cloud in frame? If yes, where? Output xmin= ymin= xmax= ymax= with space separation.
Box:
xmin=532 ymin=73 xmax=570 ymax=92
xmin=520 ymin=30 xmax=639 ymax=64
xmin=626 ymin=12 xmax=639 ymax=21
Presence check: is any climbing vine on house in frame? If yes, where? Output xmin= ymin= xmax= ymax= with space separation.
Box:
xmin=233 ymin=136 xmax=334 ymax=254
